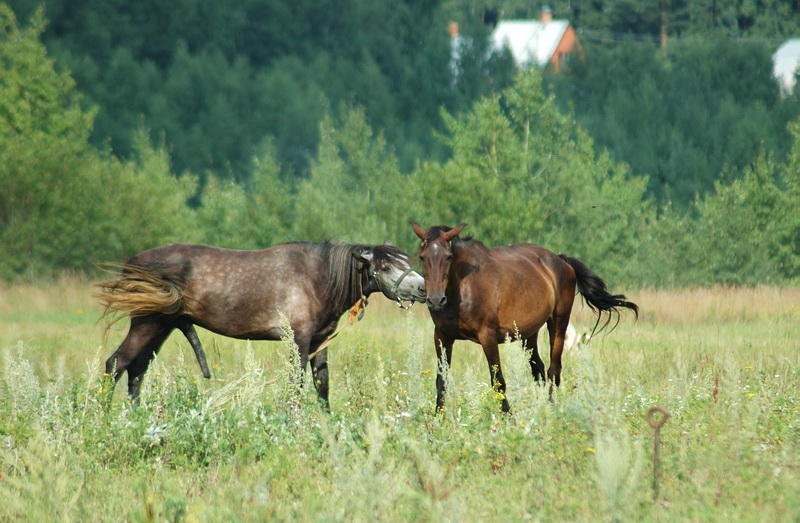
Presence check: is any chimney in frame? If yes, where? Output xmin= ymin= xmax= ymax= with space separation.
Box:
xmin=449 ymin=21 xmax=459 ymax=38
xmin=540 ymin=6 xmax=552 ymax=25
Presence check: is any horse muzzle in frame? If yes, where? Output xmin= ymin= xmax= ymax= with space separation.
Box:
xmin=426 ymin=293 xmax=447 ymax=311
xmin=394 ymin=271 xmax=427 ymax=303
xmin=410 ymin=281 xmax=427 ymax=302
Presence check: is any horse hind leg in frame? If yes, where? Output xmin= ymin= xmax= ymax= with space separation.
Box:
xmin=479 ymin=332 xmax=511 ymax=413
xmin=548 ymin=274 xmax=577 ymax=390
xmin=547 ymin=311 xmax=574 ymax=394
xmin=106 ymin=316 xmax=173 ymax=400
xmin=175 ymin=318 xmax=211 ymax=378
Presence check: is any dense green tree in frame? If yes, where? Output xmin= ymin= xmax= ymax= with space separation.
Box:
xmin=102 ymin=133 xmax=200 ymax=258
xmin=151 ymin=43 xmax=266 ymax=180
xmin=550 ymin=39 xmax=793 ymax=206
xmin=0 ymin=5 xmax=98 ymax=276
xmin=291 ymin=108 xmax=404 ymax=243
xmin=781 ymin=120 xmax=800 ymax=281
xmin=449 ymin=13 xmax=517 ymax=111
xmin=7 ymin=0 xmax=466 ymax=180
xmin=688 ymin=146 xmax=798 ymax=284
xmin=636 ymin=121 xmax=800 ymax=287
xmin=7 ymin=0 xmax=798 ymax=197
xmin=2 ymin=1 xmax=798 ymax=287
xmin=0 ymin=6 xmax=195 ymax=278
xmin=483 ymin=0 xmax=800 ymax=38
xmin=194 ymin=147 xmax=292 ymax=249
xmin=409 ymin=70 xmax=653 ymax=284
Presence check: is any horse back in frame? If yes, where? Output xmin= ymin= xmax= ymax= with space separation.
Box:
xmin=457 ymin=243 xmax=576 ymax=339
xmin=131 ymin=243 xmax=327 ymax=338
xmin=132 ymin=243 xmax=320 ymax=288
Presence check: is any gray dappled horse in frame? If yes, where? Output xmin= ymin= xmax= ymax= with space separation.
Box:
xmin=96 ymin=242 xmax=426 ymax=405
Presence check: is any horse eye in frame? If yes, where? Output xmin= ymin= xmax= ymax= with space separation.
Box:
xmin=446 ymin=254 xmax=453 ymax=261
xmin=419 ymin=256 xmax=425 ymax=262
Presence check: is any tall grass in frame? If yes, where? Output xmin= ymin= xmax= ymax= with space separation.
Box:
xmin=1 ymin=280 xmax=798 ymax=521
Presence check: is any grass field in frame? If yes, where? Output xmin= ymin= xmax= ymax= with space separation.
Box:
xmin=1 ymin=278 xmax=798 ymax=522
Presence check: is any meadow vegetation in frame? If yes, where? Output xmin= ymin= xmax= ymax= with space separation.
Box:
xmin=1 ymin=5 xmax=798 ymax=520
xmin=1 ymin=279 xmax=797 ymax=521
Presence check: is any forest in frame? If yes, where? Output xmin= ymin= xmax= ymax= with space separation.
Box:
xmin=0 ymin=1 xmax=798 ymax=286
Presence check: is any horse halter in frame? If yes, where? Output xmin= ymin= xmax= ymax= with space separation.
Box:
xmin=371 ymin=266 xmax=418 ymax=310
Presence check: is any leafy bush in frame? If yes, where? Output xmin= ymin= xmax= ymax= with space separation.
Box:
xmin=1 ymin=6 xmax=797 ymax=287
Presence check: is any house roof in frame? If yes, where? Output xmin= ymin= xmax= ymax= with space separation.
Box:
xmin=773 ymin=38 xmax=800 ymax=95
xmin=491 ymin=20 xmax=571 ymax=68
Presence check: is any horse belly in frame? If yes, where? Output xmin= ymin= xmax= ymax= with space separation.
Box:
xmin=496 ymin=280 xmax=554 ymax=340
xmin=187 ymin=297 xmax=282 ymax=339
xmin=185 ymin=277 xmax=317 ymax=340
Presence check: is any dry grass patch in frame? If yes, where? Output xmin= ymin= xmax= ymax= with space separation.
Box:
xmin=630 ymin=286 xmax=799 ymax=325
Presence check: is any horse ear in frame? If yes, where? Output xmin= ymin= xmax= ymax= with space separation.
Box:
xmin=443 ymin=223 xmax=467 ymax=241
xmin=411 ymin=221 xmax=426 ymax=240
xmin=353 ymin=248 xmax=373 ymax=263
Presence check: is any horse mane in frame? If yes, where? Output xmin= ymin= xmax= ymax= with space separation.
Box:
xmin=319 ymin=243 xmax=366 ymax=311
xmin=421 ymin=225 xmax=458 ymax=241
xmin=370 ymin=243 xmax=409 ymax=271
xmin=452 ymin=235 xmax=481 ymax=247
xmin=422 ymin=225 xmax=486 ymax=255
xmin=419 ymin=225 xmax=474 ymax=245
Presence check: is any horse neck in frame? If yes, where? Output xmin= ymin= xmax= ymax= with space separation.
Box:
xmin=450 ymin=240 xmax=486 ymax=281
xmin=322 ymin=244 xmax=365 ymax=313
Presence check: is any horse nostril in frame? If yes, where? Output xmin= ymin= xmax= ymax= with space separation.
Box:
xmin=439 ymin=296 xmax=447 ymax=306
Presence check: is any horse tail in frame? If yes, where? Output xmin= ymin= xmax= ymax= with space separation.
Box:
xmin=94 ymin=262 xmax=187 ymax=323
xmin=558 ymin=254 xmax=638 ymax=333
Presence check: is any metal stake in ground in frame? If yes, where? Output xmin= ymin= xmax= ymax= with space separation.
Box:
xmin=647 ymin=406 xmax=669 ymax=501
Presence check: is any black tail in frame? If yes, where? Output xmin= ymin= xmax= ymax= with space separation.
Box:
xmin=559 ymin=254 xmax=638 ymax=334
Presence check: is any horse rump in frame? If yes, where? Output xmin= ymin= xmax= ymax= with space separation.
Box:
xmin=96 ymin=260 xmax=214 ymax=384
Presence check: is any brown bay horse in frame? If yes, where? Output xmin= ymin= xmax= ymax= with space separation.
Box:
xmin=411 ymin=222 xmax=638 ymax=412
xmin=96 ymin=242 xmax=426 ymax=404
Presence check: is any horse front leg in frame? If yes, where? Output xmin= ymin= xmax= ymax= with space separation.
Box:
xmin=434 ymin=328 xmax=454 ymax=413
xmin=309 ymin=342 xmax=330 ymax=410
xmin=286 ymin=330 xmax=315 ymax=409
xmin=479 ymin=332 xmax=510 ymax=413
